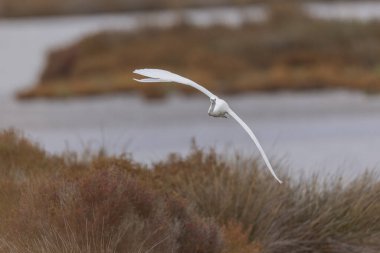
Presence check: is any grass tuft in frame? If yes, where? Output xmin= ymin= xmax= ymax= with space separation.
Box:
xmin=0 ymin=129 xmax=379 ymax=252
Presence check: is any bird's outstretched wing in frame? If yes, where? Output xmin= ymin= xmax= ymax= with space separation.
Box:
xmin=133 ymin=69 xmax=216 ymax=98
xmin=227 ymin=108 xmax=283 ymax=184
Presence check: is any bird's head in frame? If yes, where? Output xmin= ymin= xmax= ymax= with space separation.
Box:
xmin=208 ymin=97 xmax=217 ymax=116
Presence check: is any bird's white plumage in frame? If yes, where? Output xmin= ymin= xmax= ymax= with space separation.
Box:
xmin=133 ymin=68 xmax=282 ymax=183
xmin=227 ymin=108 xmax=282 ymax=183
xmin=133 ymin=69 xmax=215 ymax=98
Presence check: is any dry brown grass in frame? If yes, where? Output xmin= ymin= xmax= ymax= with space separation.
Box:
xmin=0 ymin=130 xmax=223 ymax=253
xmin=0 ymin=129 xmax=379 ymax=252
xmin=10 ymin=170 xmax=223 ymax=253
xmin=17 ymin=6 xmax=380 ymax=100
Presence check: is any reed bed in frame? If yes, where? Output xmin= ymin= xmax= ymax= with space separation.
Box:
xmin=0 ymin=129 xmax=379 ymax=252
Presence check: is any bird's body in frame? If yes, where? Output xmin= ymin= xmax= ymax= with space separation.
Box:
xmin=208 ymin=97 xmax=229 ymax=118
xmin=133 ymin=68 xmax=283 ymax=184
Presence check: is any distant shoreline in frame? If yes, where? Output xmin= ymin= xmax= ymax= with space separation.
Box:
xmin=17 ymin=21 xmax=380 ymax=100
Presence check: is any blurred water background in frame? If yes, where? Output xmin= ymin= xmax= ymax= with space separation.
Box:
xmin=1 ymin=1 xmax=380 ymax=180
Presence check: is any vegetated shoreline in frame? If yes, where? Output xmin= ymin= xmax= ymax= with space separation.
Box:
xmin=17 ymin=5 xmax=380 ymax=100
xmin=0 ymin=128 xmax=379 ymax=252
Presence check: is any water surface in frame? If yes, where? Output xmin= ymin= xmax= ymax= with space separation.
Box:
xmin=1 ymin=4 xmax=380 ymax=181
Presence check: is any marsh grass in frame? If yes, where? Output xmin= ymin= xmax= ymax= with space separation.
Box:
xmin=0 ymin=129 xmax=379 ymax=252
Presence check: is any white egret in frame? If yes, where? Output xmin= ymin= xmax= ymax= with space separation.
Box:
xmin=133 ymin=68 xmax=282 ymax=183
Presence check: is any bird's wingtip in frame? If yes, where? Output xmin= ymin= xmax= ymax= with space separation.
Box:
xmin=133 ymin=69 xmax=144 ymax=74
xmin=273 ymin=174 xmax=283 ymax=184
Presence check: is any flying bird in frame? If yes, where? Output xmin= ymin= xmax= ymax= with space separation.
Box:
xmin=133 ymin=68 xmax=282 ymax=184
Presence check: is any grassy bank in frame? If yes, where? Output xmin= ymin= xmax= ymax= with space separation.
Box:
xmin=0 ymin=129 xmax=379 ymax=252
xmin=17 ymin=5 xmax=380 ymax=100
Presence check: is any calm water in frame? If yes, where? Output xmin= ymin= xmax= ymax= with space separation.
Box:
xmin=2 ymin=91 xmax=380 ymax=181
xmin=1 ymin=3 xmax=380 ymax=181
